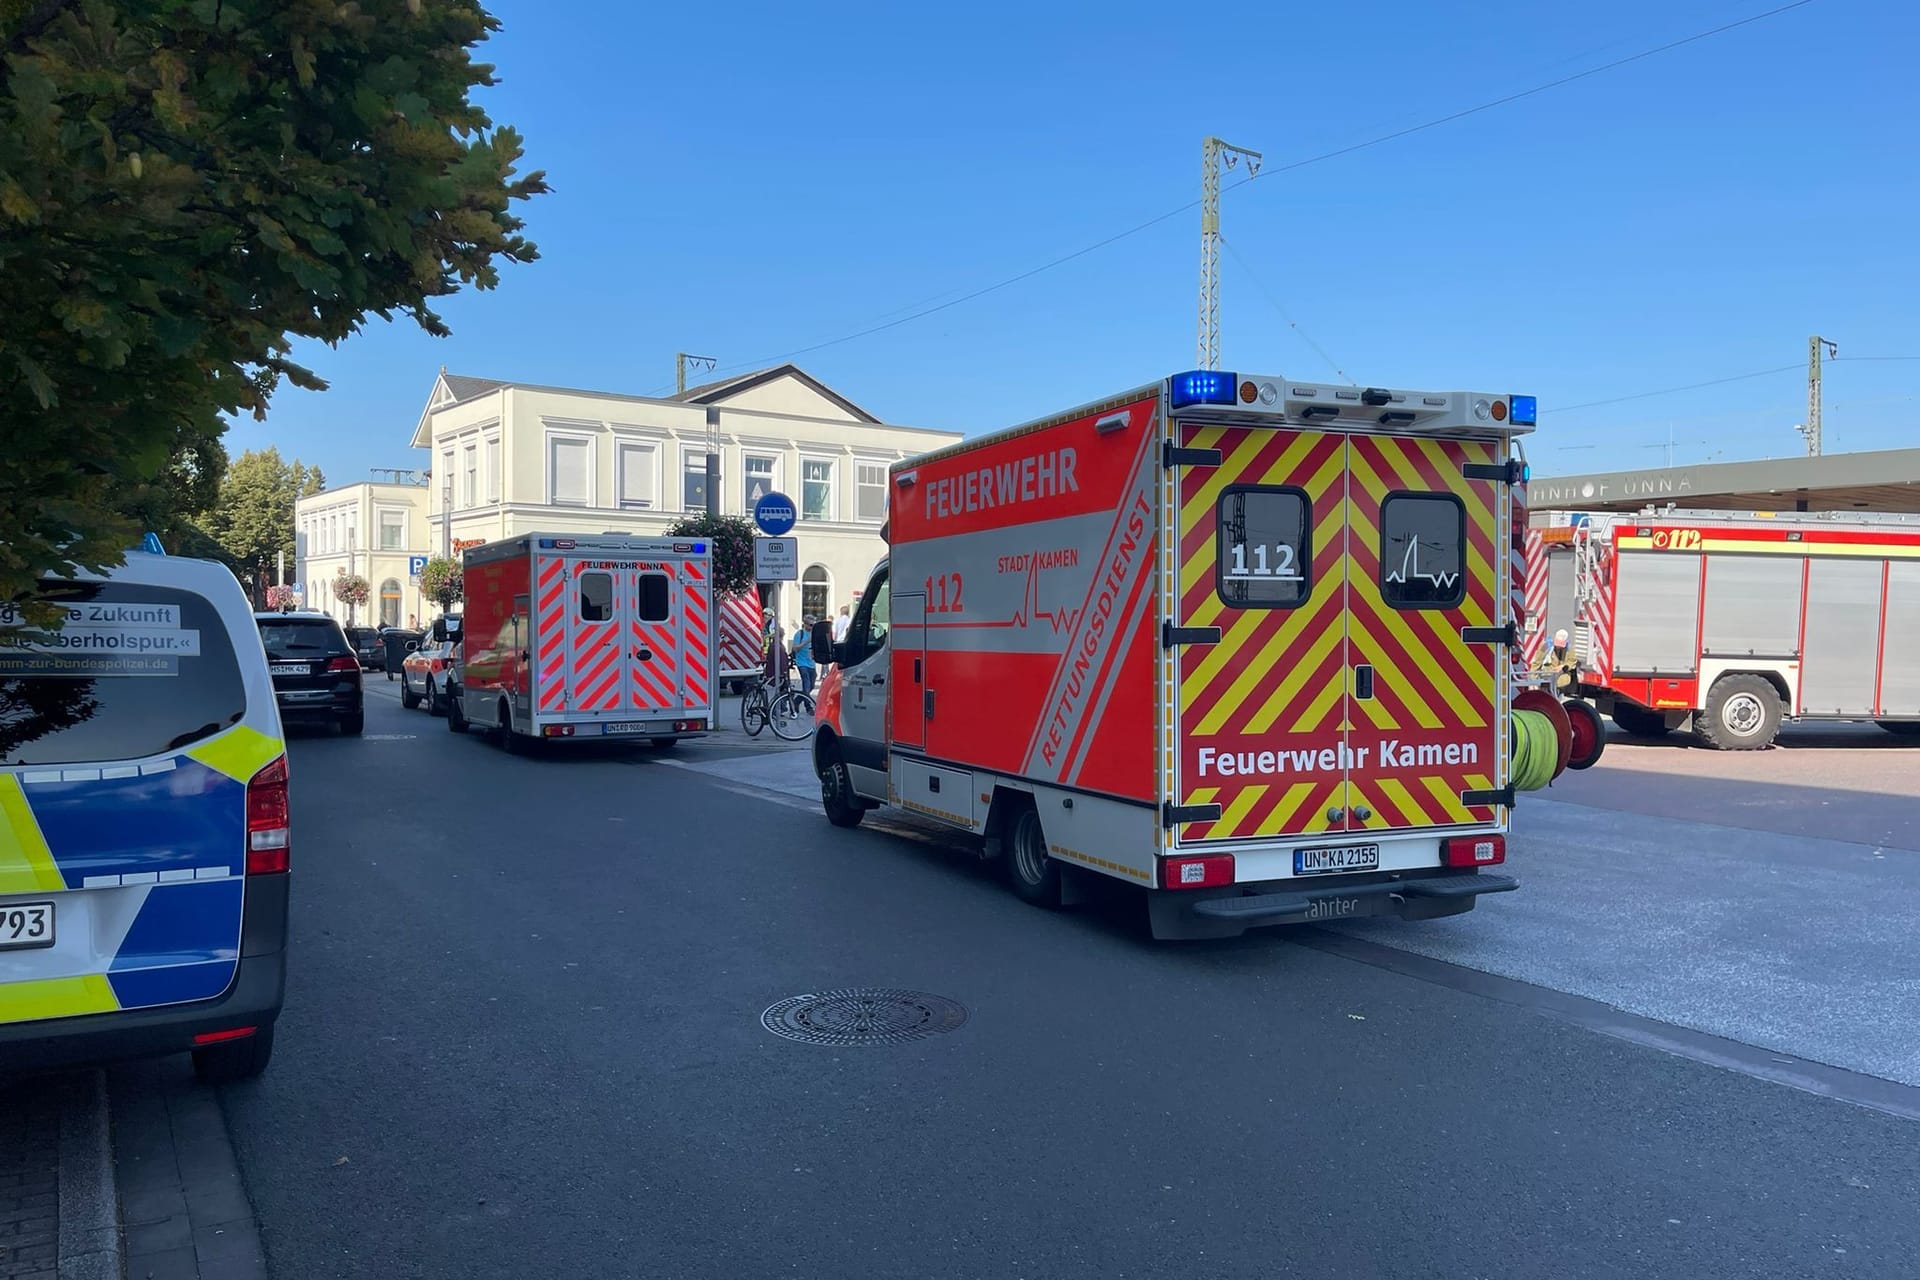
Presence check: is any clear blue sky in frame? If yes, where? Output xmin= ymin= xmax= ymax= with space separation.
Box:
xmin=248 ymin=0 xmax=1918 ymax=483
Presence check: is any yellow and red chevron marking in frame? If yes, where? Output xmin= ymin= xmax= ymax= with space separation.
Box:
xmin=681 ymin=561 xmax=711 ymax=706
xmin=1344 ymin=435 xmax=1498 ymax=831
xmin=536 ymin=555 xmax=568 ymax=712
xmin=1175 ymin=425 xmax=1349 ymax=843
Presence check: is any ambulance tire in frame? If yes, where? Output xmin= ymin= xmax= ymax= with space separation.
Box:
xmin=1697 ymin=675 xmax=1781 ymax=751
xmin=192 ymin=1025 xmax=274 ymax=1083
xmin=819 ymin=746 xmax=866 ymax=829
xmin=651 ymin=737 xmax=679 ymax=749
xmin=497 ymin=700 xmax=526 ymax=754
xmin=1004 ymin=804 xmax=1061 ymax=908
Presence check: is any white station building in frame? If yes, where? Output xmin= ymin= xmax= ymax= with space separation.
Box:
xmin=293 ymin=479 xmax=433 ymax=628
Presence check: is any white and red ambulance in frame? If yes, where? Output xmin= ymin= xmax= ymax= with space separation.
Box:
xmin=455 ymin=533 xmax=714 ymax=749
xmin=814 ymin=370 xmax=1571 ymax=939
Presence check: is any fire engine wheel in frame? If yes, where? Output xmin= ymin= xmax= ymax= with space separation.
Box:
xmin=1610 ymin=702 xmax=1670 ymax=737
xmin=1562 ymin=699 xmax=1606 ymax=770
xmin=400 ymin=677 xmax=422 ymax=710
xmin=1004 ymin=805 xmax=1061 ymax=908
xmin=1698 ymin=675 xmax=1782 ymax=751
xmin=819 ymin=747 xmax=865 ymax=829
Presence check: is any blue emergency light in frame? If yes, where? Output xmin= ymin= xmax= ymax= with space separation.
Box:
xmin=133 ymin=532 xmax=165 ymax=555
xmin=1509 ymin=395 xmax=1538 ymax=427
xmin=694 ymin=543 xmax=706 ymax=554
xmin=1169 ymin=369 xmax=1238 ymax=409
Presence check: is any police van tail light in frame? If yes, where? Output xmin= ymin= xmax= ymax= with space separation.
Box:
xmin=246 ymin=756 xmax=291 ymax=875
xmin=1160 ymin=854 xmax=1234 ymax=890
xmin=1442 ymin=835 xmax=1504 ymax=867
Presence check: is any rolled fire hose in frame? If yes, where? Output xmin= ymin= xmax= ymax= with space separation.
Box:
xmin=1510 ymin=707 xmax=1560 ymax=792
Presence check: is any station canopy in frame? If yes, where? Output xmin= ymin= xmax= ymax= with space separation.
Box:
xmin=1529 ymin=447 xmax=1920 ymax=516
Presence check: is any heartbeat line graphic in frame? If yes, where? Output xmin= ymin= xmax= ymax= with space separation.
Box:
xmin=1385 ymin=538 xmax=1460 ymax=591
xmin=922 ymin=552 xmax=1082 ymax=632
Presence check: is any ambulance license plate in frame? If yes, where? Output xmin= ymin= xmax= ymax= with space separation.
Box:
xmin=1294 ymin=843 xmax=1380 ymax=876
xmin=604 ymin=722 xmax=649 ymax=735
xmin=0 ymin=901 xmax=54 ymax=951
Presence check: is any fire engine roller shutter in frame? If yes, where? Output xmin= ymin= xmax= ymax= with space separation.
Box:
xmin=1801 ymin=559 xmax=1883 ymax=716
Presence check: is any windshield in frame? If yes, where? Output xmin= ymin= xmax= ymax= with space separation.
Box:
xmin=0 ymin=582 xmax=246 ymax=766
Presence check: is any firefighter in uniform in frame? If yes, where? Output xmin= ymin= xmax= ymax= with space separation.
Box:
xmin=1536 ymin=628 xmax=1578 ymax=693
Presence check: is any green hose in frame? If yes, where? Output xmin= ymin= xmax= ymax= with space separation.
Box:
xmin=1511 ymin=707 xmax=1559 ymax=791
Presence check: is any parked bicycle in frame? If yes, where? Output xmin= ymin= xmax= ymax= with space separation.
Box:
xmin=741 ymin=676 xmax=815 ymax=741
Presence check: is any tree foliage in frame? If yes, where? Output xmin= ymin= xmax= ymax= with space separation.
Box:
xmin=419 ymin=555 xmax=461 ymax=608
xmin=668 ymin=513 xmax=757 ymax=599
xmin=0 ymin=0 xmax=546 ymax=606
xmin=197 ymin=446 xmax=322 ymax=589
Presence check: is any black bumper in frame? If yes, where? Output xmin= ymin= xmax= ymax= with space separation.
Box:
xmin=0 ymin=875 xmax=288 ymax=1076
xmin=1150 ymin=870 xmax=1516 ymax=939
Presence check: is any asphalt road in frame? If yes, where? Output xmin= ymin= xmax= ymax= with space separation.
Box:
xmin=204 ymin=689 xmax=1920 ymax=1279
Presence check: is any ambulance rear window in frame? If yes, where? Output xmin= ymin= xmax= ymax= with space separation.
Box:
xmin=1381 ymin=494 xmax=1466 ymax=609
xmin=0 ymin=582 xmax=246 ymax=767
xmin=637 ymin=573 xmax=670 ymax=622
xmin=580 ymin=573 xmax=614 ymax=622
xmin=1217 ymin=487 xmax=1310 ymax=608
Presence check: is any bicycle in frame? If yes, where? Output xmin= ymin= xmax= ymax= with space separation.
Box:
xmin=740 ymin=676 xmax=815 ymax=740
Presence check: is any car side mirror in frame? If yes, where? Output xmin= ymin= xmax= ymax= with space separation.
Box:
xmin=831 ymin=641 xmax=852 ymax=667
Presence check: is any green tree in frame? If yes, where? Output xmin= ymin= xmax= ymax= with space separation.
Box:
xmin=668 ymin=513 xmax=757 ymax=599
xmin=419 ymin=556 xmax=462 ymax=609
xmin=0 ymin=0 xmax=545 ymax=606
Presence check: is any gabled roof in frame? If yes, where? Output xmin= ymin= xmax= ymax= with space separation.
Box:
xmin=441 ymin=373 xmax=505 ymax=404
xmin=671 ymin=363 xmax=880 ymax=424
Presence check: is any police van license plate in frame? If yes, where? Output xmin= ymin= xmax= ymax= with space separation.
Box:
xmin=1294 ymin=843 xmax=1380 ymax=876
xmin=0 ymin=901 xmax=54 ymax=951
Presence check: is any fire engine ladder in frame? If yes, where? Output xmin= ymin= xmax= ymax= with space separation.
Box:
xmin=1569 ymin=523 xmax=1605 ymax=667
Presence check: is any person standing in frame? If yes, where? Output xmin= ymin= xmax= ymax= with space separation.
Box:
xmin=832 ymin=606 xmax=852 ymax=643
xmin=791 ymin=616 xmax=817 ymax=695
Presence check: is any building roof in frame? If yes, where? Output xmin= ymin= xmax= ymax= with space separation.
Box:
xmin=670 ymin=363 xmax=881 ymax=423
xmin=1531 ymin=446 xmax=1920 ymax=514
xmin=439 ymin=373 xmax=505 ymax=404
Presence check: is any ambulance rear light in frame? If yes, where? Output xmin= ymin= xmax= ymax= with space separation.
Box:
xmin=542 ymin=724 xmax=577 ymax=738
xmin=1161 ymin=853 xmax=1234 ymax=890
xmin=1169 ymin=370 xmax=1238 ymax=409
xmin=246 ymin=756 xmax=290 ymax=875
xmin=1442 ymin=835 xmax=1505 ymax=867
xmin=672 ymin=719 xmax=704 ymax=732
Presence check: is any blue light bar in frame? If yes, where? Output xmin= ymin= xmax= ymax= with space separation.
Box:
xmin=694 ymin=542 xmax=706 ymax=554
xmin=1169 ymin=369 xmax=1238 ymax=410
xmin=1509 ymin=395 xmax=1538 ymax=427
xmin=133 ymin=532 xmax=165 ymax=555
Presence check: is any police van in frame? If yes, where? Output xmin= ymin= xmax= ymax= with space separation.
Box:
xmin=0 ymin=545 xmax=288 ymax=1080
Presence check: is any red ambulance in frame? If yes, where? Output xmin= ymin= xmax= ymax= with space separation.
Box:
xmin=454 ymin=533 xmax=714 ymax=749
xmin=814 ymin=370 xmax=1565 ymax=939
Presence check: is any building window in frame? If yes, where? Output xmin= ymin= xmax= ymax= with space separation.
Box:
xmin=856 ymin=462 xmax=887 ymax=522
xmin=548 ymin=435 xmax=591 ymax=506
xmin=462 ymin=444 xmax=477 ymax=509
xmin=801 ymin=458 xmax=834 ymax=521
xmin=802 ymin=564 xmax=831 ymax=620
xmin=441 ymin=451 xmax=454 ymax=510
xmin=379 ymin=578 xmax=402 ymax=626
xmin=379 ymin=509 xmax=406 ymax=551
xmin=1380 ymin=493 xmax=1465 ymax=609
xmin=743 ymin=453 xmax=778 ymax=509
xmin=485 ymin=437 xmax=501 ymax=503
xmin=683 ymin=450 xmax=710 ymax=512
xmin=618 ymin=443 xmax=655 ymax=510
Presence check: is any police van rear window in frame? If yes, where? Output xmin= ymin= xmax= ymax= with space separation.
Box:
xmin=0 ymin=583 xmax=246 ymax=766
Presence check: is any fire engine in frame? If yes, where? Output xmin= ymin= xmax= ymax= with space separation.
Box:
xmin=1524 ymin=509 xmax=1920 ymax=748
xmin=813 ymin=370 xmax=1593 ymax=939
xmin=453 ymin=533 xmax=715 ymax=749
xmin=718 ymin=592 xmax=765 ymax=693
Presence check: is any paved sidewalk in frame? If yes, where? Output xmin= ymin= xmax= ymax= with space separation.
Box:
xmin=0 ymin=1072 xmax=118 ymax=1280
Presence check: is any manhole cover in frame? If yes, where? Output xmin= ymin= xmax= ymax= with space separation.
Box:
xmin=760 ymin=989 xmax=968 ymax=1046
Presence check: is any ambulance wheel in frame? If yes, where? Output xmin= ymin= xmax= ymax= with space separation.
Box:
xmin=446 ymin=691 xmax=467 ymax=733
xmin=819 ymin=746 xmax=865 ymax=829
xmin=1562 ymin=699 xmax=1605 ymax=770
xmin=192 ymin=1025 xmax=274 ymax=1083
xmin=651 ymin=737 xmax=680 ymax=749
xmin=1005 ymin=804 xmax=1061 ymax=908
xmin=1611 ymin=703 xmax=1669 ymax=737
xmin=497 ymin=701 xmax=526 ymax=754
xmin=1697 ymin=675 xmax=1781 ymax=750
xmin=400 ymin=678 xmax=421 ymax=710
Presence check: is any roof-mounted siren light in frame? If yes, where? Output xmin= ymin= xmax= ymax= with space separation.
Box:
xmin=1509 ymin=395 xmax=1538 ymax=427
xmin=1169 ymin=370 xmax=1238 ymax=409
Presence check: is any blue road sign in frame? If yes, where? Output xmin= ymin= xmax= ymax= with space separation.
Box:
xmin=754 ymin=491 xmax=798 ymax=536
xmin=408 ymin=554 xmax=429 ymax=576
